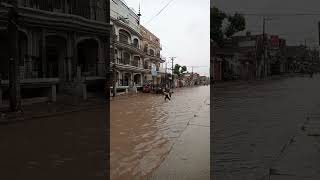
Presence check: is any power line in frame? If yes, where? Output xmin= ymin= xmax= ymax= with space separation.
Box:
xmin=145 ymin=0 xmax=175 ymax=25
xmin=225 ymin=12 xmax=320 ymax=17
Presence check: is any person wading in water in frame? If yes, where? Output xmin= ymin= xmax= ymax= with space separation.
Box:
xmin=163 ymin=88 xmax=171 ymax=101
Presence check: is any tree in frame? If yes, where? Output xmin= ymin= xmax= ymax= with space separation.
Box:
xmin=174 ymin=64 xmax=181 ymax=76
xmin=224 ymin=13 xmax=246 ymax=38
xmin=211 ymin=7 xmax=246 ymax=46
xmin=173 ymin=64 xmax=188 ymax=76
xmin=210 ymin=7 xmax=226 ymax=46
xmin=181 ymin=66 xmax=187 ymax=74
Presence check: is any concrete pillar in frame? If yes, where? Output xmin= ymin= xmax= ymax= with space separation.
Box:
xmin=82 ymin=83 xmax=87 ymax=100
xmin=51 ymin=84 xmax=56 ymax=102
xmin=41 ymin=30 xmax=47 ymax=78
xmin=140 ymin=74 xmax=143 ymax=86
xmin=26 ymin=55 xmax=33 ymax=79
xmin=118 ymin=72 xmax=122 ymax=86
xmin=67 ymin=57 xmax=72 ymax=81
xmin=77 ymin=66 xmax=81 ymax=80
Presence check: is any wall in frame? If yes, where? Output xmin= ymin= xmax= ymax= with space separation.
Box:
xmin=111 ymin=0 xmax=140 ymax=33
xmin=140 ymin=25 xmax=161 ymax=55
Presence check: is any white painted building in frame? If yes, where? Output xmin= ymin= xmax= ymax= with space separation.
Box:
xmin=110 ymin=0 xmax=147 ymax=92
xmin=110 ymin=0 xmax=165 ymax=95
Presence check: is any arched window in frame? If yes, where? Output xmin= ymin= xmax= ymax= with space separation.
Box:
xmin=133 ymin=56 xmax=140 ymax=67
xmin=149 ymin=49 xmax=154 ymax=56
xmin=144 ymin=44 xmax=148 ymax=53
xmin=133 ymin=39 xmax=139 ymax=48
xmin=123 ymin=52 xmax=130 ymax=65
xmin=119 ymin=29 xmax=131 ymax=44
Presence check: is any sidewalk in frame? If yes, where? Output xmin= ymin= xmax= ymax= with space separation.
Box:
xmin=267 ymin=114 xmax=320 ymax=180
xmin=0 ymin=94 xmax=106 ymax=124
xmin=148 ymin=98 xmax=210 ymax=180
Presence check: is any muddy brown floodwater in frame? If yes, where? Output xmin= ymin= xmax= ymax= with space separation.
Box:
xmin=111 ymin=86 xmax=210 ymax=180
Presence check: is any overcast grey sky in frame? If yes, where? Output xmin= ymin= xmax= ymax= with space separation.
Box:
xmin=124 ymin=0 xmax=210 ymax=76
xmin=212 ymin=0 xmax=320 ymax=48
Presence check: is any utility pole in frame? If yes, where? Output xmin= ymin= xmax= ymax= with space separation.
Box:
xmin=169 ymin=57 xmax=176 ymax=89
xmin=262 ymin=17 xmax=266 ymax=79
xmin=8 ymin=6 xmax=21 ymax=112
xmin=262 ymin=17 xmax=274 ymax=79
xmin=165 ymin=62 xmax=167 ymax=88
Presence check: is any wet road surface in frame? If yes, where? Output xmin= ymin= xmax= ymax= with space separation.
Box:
xmin=111 ymin=86 xmax=210 ymax=180
xmin=213 ymin=74 xmax=320 ymax=180
xmin=0 ymin=107 xmax=106 ymax=180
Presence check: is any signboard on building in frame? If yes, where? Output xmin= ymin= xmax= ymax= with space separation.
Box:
xmin=151 ymin=63 xmax=157 ymax=77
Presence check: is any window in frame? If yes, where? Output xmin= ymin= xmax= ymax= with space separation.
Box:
xmin=149 ymin=49 xmax=154 ymax=56
xmin=144 ymin=44 xmax=148 ymax=53
xmin=123 ymin=52 xmax=130 ymax=65
xmin=133 ymin=39 xmax=139 ymax=48
xmin=119 ymin=29 xmax=131 ymax=44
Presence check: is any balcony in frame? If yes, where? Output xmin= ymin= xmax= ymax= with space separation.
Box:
xmin=19 ymin=0 xmax=107 ymax=22
xmin=144 ymin=64 xmax=150 ymax=69
xmin=132 ymin=61 xmax=139 ymax=67
xmin=113 ymin=35 xmax=143 ymax=55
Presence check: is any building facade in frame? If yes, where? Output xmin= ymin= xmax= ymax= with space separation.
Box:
xmin=110 ymin=0 xmax=147 ymax=91
xmin=140 ymin=25 xmax=165 ymax=86
xmin=110 ymin=0 xmax=165 ymax=94
xmin=0 ymin=0 xmax=110 ymax=105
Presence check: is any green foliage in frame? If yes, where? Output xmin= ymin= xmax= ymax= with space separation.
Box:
xmin=181 ymin=66 xmax=187 ymax=73
xmin=211 ymin=7 xmax=246 ymax=46
xmin=174 ymin=64 xmax=181 ymax=75
xmin=174 ymin=64 xmax=188 ymax=76
xmin=210 ymin=7 xmax=226 ymax=46
xmin=224 ymin=13 xmax=246 ymax=38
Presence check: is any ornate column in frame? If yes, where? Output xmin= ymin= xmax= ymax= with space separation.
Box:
xmin=41 ymin=29 xmax=47 ymax=78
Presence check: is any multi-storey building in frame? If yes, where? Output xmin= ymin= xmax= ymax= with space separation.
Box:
xmin=110 ymin=0 xmax=165 ymax=94
xmin=140 ymin=25 xmax=165 ymax=85
xmin=110 ymin=0 xmax=146 ymax=91
xmin=0 ymin=0 xmax=110 ymax=105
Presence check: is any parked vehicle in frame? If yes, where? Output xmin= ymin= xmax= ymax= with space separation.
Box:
xmin=143 ymin=84 xmax=151 ymax=93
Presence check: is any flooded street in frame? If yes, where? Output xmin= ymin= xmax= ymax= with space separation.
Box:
xmin=213 ymin=74 xmax=320 ymax=180
xmin=111 ymin=86 xmax=210 ymax=180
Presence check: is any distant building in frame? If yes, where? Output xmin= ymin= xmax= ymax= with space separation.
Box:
xmin=267 ymin=35 xmax=288 ymax=75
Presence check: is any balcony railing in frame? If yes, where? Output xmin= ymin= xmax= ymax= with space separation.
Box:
xmin=123 ymin=59 xmax=130 ymax=65
xmin=20 ymin=0 xmax=107 ymax=22
xmin=132 ymin=61 xmax=139 ymax=67
xmin=114 ymin=35 xmax=142 ymax=51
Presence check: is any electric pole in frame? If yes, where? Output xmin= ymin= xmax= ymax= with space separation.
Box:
xmin=169 ymin=57 xmax=176 ymax=89
xmin=262 ymin=17 xmax=266 ymax=79
xmin=165 ymin=62 xmax=167 ymax=88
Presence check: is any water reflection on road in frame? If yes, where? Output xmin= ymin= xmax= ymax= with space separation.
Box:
xmin=213 ymin=75 xmax=320 ymax=180
xmin=111 ymin=86 xmax=210 ymax=180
